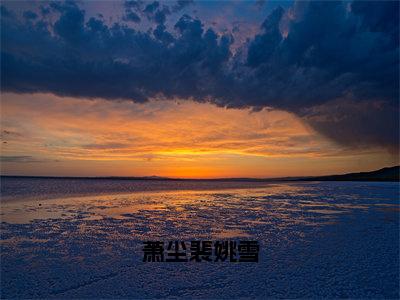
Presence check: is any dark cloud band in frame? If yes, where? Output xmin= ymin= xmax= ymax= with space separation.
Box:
xmin=1 ymin=1 xmax=398 ymax=151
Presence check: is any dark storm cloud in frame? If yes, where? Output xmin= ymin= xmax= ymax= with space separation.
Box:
xmin=23 ymin=10 xmax=38 ymax=20
xmin=172 ymin=0 xmax=194 ymax=12
xmin=1 ymin=1 xmax=399 ymax=151
xmin=123 ymin=0 xmax=179 ymax=25
xmin=0 ymin=5 xmax=13 ymax=18
xmin=124 ymin=10 xmax=141 ymax=23
xmin=244 ymin=1 xmax=398 ymax=110
xmin=255 ymin=0 xmax=267 ymax=8
xmin=302 ymin=99 xmax=399 ymax=153
xmin=144 ymin=2 xmax=171 ymax=25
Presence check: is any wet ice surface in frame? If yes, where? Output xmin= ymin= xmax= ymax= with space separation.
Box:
xmin=1 ymin=181 xmax=399 ymax=298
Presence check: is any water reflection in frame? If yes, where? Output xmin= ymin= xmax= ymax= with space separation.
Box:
xmin=1 ymin=182 xmax=398 ymax=238
xmin=1 ymin=181 xmax=399 ymax=298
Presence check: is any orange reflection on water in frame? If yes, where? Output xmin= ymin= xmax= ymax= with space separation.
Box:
xmin=1 ymin=182 xmax=399 ymax=253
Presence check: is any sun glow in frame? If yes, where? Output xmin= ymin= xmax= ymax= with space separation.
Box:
xmin=1 ymin=93 xmax=396 ymax=178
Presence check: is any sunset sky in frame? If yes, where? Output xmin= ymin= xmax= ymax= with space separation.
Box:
xmin=1 ymin=0 xmax=399 ymax=178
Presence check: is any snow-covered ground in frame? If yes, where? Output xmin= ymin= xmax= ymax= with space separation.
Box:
xmin=1 ymin=181 xmax=399 ymax=298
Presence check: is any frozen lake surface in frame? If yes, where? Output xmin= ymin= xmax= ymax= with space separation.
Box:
xmin=1 ymin=180 xmax=399 ymax=298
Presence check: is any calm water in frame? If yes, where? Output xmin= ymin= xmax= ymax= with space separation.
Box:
xmin=0 ymin=177 xmax=274 ymax=201
xmin=1 ymin=179 xmax=399 ymax=298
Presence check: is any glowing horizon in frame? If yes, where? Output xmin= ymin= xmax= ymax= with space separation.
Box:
xmin=1 ymin=92 xmax=397 ymax=179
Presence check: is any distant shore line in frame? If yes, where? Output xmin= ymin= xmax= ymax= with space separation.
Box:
xmin=1 ymin=166 xmax=399 ymax=182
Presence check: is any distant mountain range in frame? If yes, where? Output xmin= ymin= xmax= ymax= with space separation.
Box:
xmin=203 ymin=166 xmax=399 ymax=182
xmin=2 ymin=166 xmax=399 ymax=182
xmin=299 ymin=165 xmax=399 ymax=182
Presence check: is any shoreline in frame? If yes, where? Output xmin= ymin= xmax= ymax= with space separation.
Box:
xmin=1 ymin=181 xmax=279 ymax=204
xmin=2 ymin=179 xmax=399 ymax=204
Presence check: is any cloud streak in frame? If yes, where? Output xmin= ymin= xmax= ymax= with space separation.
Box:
xmin=0 ymin=156 xmax=56 ymax=163
xmin=2 ymin=92 xmax=394 ymax=177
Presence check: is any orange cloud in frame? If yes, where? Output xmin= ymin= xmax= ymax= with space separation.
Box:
xmin=1 ymin=93 xmax=396 ymax=178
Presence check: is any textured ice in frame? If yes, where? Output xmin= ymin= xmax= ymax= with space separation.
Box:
xmin=1 ymin=181 xmax=399 ymax=298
